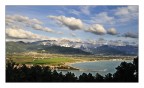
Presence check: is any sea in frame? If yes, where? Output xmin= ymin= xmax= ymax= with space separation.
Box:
xmin=57 ymin=60 xmax=132 ymax=77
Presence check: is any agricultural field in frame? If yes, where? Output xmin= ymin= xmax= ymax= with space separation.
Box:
xmin=6 ymin=52 xmax=134 ymax=66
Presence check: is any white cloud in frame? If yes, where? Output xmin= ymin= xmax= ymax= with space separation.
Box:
xmin=115 ymin=7 xmax=129 ymax=16
xmin=32 ymin=24 xmax=43 ymax=30
xmin=107 ymin=28 xmax=118 ymax=35
xmin=59 ymin=38 xmax=82 ymax=43
xmin=31 ymin=18 xmax=43 ymax=24
xmin=32 ymin=24 xmax=54 ymax=32
xmin=91 ymin=12 xmax=115 ymax=25
xmin=69 ymin=9 xmax=80 ymax=16
xmin=115 ymin=6 xmax=138 ymax=16
xmin=80 ymin=6 xmax=91 ymax=15
xmin=86 ymin=6 xmax=138 ymax=26
xmin=115 ymin=6 xmax=138 ymax=22
xmin=48 ymin=15 xmax=83 ymax=30
xmin=6 ymin=14 xmax=55 ymax=33
xmin=6 ymin=15 xmax=43 ymax=25
xmin=5 ymin=28 xmax=81 ymax=42
xmin=6 ymin=28 xmax=49 ymax=40
xmin=6 ymin=18 xmax=14 ymax=24
xmin=87 ymin=24 xmax=107 ymax=35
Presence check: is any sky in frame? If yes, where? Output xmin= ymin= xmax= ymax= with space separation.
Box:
xmin=5 ymin=5 xmax=138 ymax=45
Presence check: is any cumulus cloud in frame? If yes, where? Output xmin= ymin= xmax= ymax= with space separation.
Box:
xmin=6 ymin=28 xmax=49 ymax=40
xmin=6 ymin=14 xmax=55 ymax=33
xmin=31 ymin=18 xmax=43 ymax=24
xmin=6 ymin=18 xmax=14 ymax=25
xmin=6 ymin=15 xmax=43 ymax=25
xmin=87 ymin=24 xmax=107 ymax=35
xmin=32 ymin=24 xmax=54 ymax=32
xmin=5 ymin=28 xmax=80 ymax=42
xmin=48 ymin=15 xmax=83 ymax=30
xmin=107 ymin=28 xmax=118 ymax=35
xmin=123 ymin=32 xmax=138 ymax=38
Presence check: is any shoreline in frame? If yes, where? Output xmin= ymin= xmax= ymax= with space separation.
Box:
xmin=65 ymin=60 xmax=97 ymax=66
xmin=65 ymin=58 xmax=132 ymax=65
xmin=63 ymin=59 xmax=133 ymax=71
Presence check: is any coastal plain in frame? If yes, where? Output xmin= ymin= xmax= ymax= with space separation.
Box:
xmin=6 ymin=52 xmax=134 ymax=70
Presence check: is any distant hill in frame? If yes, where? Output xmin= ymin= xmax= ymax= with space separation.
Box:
xmin=6 ymin=41 xmax=30 ymax=53
xmin=6 ymin=41 xmax=91 ymax=55
xmin=90 ymin=45 xmax=125 ymax=55
xmin=89 ymin=45 xmax=138 ymax=56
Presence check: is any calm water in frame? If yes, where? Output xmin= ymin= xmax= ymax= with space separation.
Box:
xmin=57 ymin=60 xmax=132 ymax=77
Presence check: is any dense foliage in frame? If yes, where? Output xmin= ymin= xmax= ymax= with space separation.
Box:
xmin=6 ymin=57 xmax=138 ymax=82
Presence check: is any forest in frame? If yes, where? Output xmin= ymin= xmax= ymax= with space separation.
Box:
xmin=6 ymin=57 xmax=138 ymax=82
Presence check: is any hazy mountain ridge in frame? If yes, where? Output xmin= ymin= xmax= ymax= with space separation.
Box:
xmin=6 ymin=41 xmax=91 ymax=55
xmin=87 ymin=45 xmax=138 ymax=55
xmin=6 ymin=40 xmax=138 ymax=56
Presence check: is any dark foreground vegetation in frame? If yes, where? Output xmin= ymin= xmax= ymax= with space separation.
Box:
xmin=6 ymin=57 xmax=138 ymax=82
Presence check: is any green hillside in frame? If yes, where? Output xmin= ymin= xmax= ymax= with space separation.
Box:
xmin=6 ymin=41 xmax=91 ymax=55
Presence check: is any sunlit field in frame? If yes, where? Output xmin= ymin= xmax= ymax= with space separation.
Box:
xmin=6 ymin=52 xmax=134 ymax=66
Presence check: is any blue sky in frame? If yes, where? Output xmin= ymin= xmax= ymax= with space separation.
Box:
xmin=6 ymin=5 xmax=138 ymax=45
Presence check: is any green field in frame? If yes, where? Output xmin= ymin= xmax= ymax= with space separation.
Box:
xmin=6 ymin=53 xmax=83 ymax=65
xmin=6 ymin=52 xmax=134 ymax=66
xmin=31 ymin=57 xmax=79 ymax=65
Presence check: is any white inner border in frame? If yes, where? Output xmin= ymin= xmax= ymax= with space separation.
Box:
xmin=0 ymin=0 xmax=144 ymax=88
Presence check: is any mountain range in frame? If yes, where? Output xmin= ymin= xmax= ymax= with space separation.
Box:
xmin=6 ymin=40 xmax=138 ymax=56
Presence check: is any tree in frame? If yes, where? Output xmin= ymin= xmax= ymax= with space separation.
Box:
xmin=6 ymin=59 xmax=18 ymax=82
xmin=104 ymin=73 xmax=113 ymax=82
xmin=64 ymin=72 xmax=77 ymax=82
xmin=41 ymin=66 xmax=52 ymax=82
xmin=95 ymin=73 xmax=104 ymax=82
xmin=133 ymin=57 xmax=138 ymax=81
xmin=113 ymin=62 xmax=136 ymax=82
xmin=87 ymin=73 xmax=95 ymax=82
xmin=79 ymin=73 xmax=88 ymax=82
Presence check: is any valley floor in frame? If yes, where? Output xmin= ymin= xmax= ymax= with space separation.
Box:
xmin=6 ymin=52 xmax=135 ymax=70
